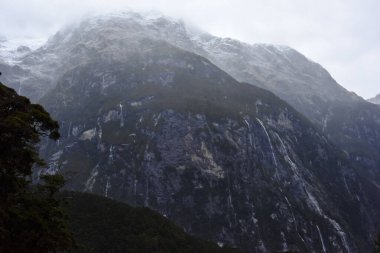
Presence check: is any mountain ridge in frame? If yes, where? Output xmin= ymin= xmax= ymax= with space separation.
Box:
xmin=35 ymin=37 xmax=379 ymax=252
xmin=0 ymin=11 xmax=379 ymax=253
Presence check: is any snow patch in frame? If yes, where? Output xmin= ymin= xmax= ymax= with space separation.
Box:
xmin=79 ymin=128 xmax=97 ymax=141
xmin=104 ymin=110 xmax=119 ymax=122
xmin=200 ymin=141 xmax=224 ymax=178
xmin=84 ymin=165 xmax=99 ymax=192
xmin=0 ymin=37 xmax=45 ymax=65
xmin=324 ymin=216 xmax=351 ymax=253
xmin=72 ymin=126 xmax=80 ymax=137
xmin=119 ymin=103 xmax=124 ymax=127
xmin=256 ymin=118 xmax=279 ymax=180
xmin=45 ymin=150 xmax=63 ymax=175
xmin=305 ymin=188 xmax=323 ymax=215
xmin=130 ymin=101 xmax=142 ymax=107
xmin=316 ymin=225 xmax=327 ymax=253
xmin=105 ymin=176 xmax=111 ymax=197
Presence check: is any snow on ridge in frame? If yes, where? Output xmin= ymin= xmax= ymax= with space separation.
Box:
xmin=0 ymin=37 xmax=46 ymax=65
xmin=76 ymin=9 xmax=185 ymax=32
xmin=253 ymin=43 xmax=292 ymax=52
xmin=43 ymin=9 xmax=190 ymax=49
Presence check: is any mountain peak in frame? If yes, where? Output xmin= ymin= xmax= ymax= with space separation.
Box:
xmin=368 ymin=93 xmax=380 ymax=105
xmin=1 ymin=10 xmax=380 ymax=252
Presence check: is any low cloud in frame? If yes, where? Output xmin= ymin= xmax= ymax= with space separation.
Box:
xmin=0 ymin=0 xmax=379 ymax=98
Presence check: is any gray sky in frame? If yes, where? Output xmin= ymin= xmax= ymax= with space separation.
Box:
xmin=0 ymin=0 xmax=379 ymax=98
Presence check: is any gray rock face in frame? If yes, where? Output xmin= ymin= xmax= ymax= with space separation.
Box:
xmin=177 ymin=24 xmax=380 ymax=196
xmin=368 ymin=94 xmax=380 ymax=105
xmin=2 ymin=11 xmax=380 ymax=252
xmin=37 ymin=41 xmax=380 ymax=253
xmin=4 ymin=13 xmax=380 ymax=180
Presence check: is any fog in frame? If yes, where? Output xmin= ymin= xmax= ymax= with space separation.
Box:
xmin=1 ymin=0 xmax=379 ymax=98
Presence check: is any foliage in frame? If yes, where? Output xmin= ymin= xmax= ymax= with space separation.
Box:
xmin=375 ymin=232 xmax=380 ymax=253
xmin=65 ymin=192 xmax=244 ymax=253
xmin=0 ymin=83 xmax=75 ymax=253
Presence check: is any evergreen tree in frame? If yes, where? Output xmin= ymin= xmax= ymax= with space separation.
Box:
xmin=0 ymin=83 xmax=75 ymax=253
xmin=375 ymin=232 xmax=380 ymax=253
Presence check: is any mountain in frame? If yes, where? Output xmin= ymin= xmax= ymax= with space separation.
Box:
xmin=1 ymin=11 xmax=379 ymax=252
xmin=3 ymin=12 xmax=380 ymax=186
xmin=177 ymin=25 xmax=380 ymax=189
xmin=0 ymin=37 xmax=48 ymax=99
xmin=65 ymin=192 xmax=243 ymax=253
xmin=0 ymin=12 xmax=204 ymax=101
xmin=24 ymin=21 xmax=379 ymax=252
xmin=368 ymin=94 xmax=380 ymax=105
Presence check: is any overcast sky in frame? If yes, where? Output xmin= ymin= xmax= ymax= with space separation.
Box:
xmin=0 ymin=0 xmax=379 ymax=98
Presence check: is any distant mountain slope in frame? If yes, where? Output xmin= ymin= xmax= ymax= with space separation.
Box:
xmin=183 ymin=25 xmax=380 ymax=188
xmin=65 ymin=192 xmax=243 ymax=253
xmin=368 ymin=94 xmax=380 ymax=105
xmin=34 ymin=36 xmax=380 ymax=252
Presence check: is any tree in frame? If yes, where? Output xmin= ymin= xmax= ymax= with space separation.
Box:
xmin=0 ymin=82 xmax=75 ymax=253
xmin=375 ymin=232 xmax=380 ymax=253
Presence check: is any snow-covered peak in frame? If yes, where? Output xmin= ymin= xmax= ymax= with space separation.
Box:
xmin=94 ymin=9 xmax=180 ymax=23
xmin=0 ymin=37 xmax=46 ymax=65
xmin=42 ymin=10 xmax=192 ymax=54
xmin=41 ymin=10 xmax=309 ymax=75
xmin=80 ymin=10 xmax=183 ymax=32
xmin=1 ymin=10 xmax=359 ymax=106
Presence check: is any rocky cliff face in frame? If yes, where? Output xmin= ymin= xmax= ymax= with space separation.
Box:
xmin=3 ymin=13 xmax=380 ymax=186
xmin=36 ymin=38 xmax=380 ymax=252
xmin=179 ymin=26 xmax=380 ymax=190
xmin=2 ymin=11 xmax=380 ymax=253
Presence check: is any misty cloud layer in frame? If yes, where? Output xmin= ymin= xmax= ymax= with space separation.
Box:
xmin=1 ymin=0 xmax=379 ymax=98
